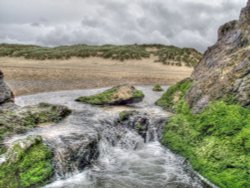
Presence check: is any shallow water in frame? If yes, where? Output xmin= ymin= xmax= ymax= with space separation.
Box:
xmin=11 ymin=86 xmax=209 ymax=188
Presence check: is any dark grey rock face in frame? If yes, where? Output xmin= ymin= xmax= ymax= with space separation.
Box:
xmin=0 ymin=70 xmax=13 ymax=105
xmin=51 ymin=133 xmax=99 ymax=177
xmin=185 ymin=1 xmax=250 ymax=112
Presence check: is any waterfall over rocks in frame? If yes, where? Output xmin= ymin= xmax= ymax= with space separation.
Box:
xmin=7 ymin=86 xmax=212 ymax=188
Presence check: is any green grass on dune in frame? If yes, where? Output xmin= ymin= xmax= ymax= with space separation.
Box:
xmin=0 ymin=44 xmax=150 ymax=61
xmin=157 ymin=80 xmax=250 ymax=188
xmin=0 ymin=43 xmax=202 ymax=67
xmin=154 ymin=46 xmax=202 ymax=67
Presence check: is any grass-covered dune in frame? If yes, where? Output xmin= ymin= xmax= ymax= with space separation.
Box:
xmin=0 ymin=43 xmax=202 ymax=67
xmin=156 ymin=80 xmax=250 ymax=188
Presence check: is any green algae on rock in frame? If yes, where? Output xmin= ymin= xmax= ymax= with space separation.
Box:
xmin=152 ymin=84 xmax=164 ymax=92
xmin=0 ymin=135 xmax=53 ymax=188
xmin=76 ymin=85 xmax=144 ymax=105
xmin=118 ymin=110 xmax=138 ymax=121
xmin=0 ymin=103 xmax=71 ymax=154
xmin=155 ymin=78 xmax=192 ymax=112
xmin=161 ymin=101 xmax=250 ymax=188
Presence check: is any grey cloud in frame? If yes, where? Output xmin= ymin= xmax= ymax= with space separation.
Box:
xmin=0 ymin=0 xmax=247 ymax=51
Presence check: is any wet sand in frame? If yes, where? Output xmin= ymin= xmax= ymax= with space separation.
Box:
xmin=0 ymin=57 xmax=192 ymax=96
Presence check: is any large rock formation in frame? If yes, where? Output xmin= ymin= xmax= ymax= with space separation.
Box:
xmin=0 ymin=70 xmax=13 ymax=105
xmin=186 ymin=1 xmax=250 ymax=112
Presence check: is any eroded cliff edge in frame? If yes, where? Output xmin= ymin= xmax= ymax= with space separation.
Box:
xmin=185 ymin=1 xmax=250 ymax=112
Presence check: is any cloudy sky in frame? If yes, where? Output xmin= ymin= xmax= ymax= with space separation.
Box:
xmin=0 ymin=0 xmax=246 ymax=52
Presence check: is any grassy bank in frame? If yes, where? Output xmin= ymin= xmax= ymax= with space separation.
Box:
xmin=0 ymin=43 xmax=202 ymax=67
xmin=157 ymin=81 xmax=250 ymax=188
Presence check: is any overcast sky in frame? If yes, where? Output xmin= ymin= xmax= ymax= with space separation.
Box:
xmin=0 ymin=0 xmax=247 ymax=52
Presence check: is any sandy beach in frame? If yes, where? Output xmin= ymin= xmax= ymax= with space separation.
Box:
xmin=0 ymin=56 xmax=192 ymax=96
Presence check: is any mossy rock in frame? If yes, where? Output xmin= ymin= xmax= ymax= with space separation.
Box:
xmin=76 ymin=85 xmax=144 ymax=105
xmin=156 ymin=78 xmax=193 ymax=112
xmin=118 ymin=110 xmax=138 ymax=121
xmin=158 ymin=75 xmax=250 ymax=187
xmin=152 ymin=84 xmax=164 ymax=92
xmin=0 ymin=135 xmax=53 ymax=188
xmin=0 ymin=103 xmax=71 ymax=154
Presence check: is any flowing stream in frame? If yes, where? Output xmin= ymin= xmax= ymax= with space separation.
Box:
xmin=9 ymin=86 xmax=211 ymax=188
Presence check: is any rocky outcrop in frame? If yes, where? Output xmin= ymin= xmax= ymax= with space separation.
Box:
xmin=186 ymin=1 xmax=250 ymax=112
xmin=0 ymin=70 xmax=13 ymax=105
xmin=51 ymin=133 xmax=99 ymax=177
xmin=117 ymin=110 xmax=166 ymax=142
xmin=76 ymin=85 xmax=144 ymax=105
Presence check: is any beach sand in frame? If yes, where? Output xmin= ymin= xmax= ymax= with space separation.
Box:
xmin=0 ymin=56 xmax=192 ymax=96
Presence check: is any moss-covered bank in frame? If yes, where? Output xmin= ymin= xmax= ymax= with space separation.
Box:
xmin=0 ymin=136 xmax=53 ymax=188
xmin=157 ymin=80 xmax=250 ymax=188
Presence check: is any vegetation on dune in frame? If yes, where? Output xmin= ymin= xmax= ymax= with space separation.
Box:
xmin=0 ymin=136 xmax=53 ymax=188
xmin=0 ymin=43 xmax=202 ymax=67
xmin=102 ymin=45 xmax=150 ymax=61
xmin=0 ymin=44 xmax=150 ymax=61
xmin=0 ymin=103 xmax=71 ymax=154
xmin=157 ymin=80 xmax=250 ymax=188
xmin=154 ymin=46 xmax=202 ymax=67
xmin=76 ymin=85 xmax=144 ymax=105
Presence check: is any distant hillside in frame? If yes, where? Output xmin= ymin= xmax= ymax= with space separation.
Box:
xmin=0 ymin=44 xmax=202 ymax=67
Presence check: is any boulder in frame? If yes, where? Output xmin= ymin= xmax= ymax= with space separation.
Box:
xmin=76 ymin=85 xmax=144 ymax=105
xmin=0 ymin=70 xmax=14 ymax=105
xmin=185 ymin=1 xmax=250 ymax=112
xmin=117 ymin=110 xmax=165 ymax=142
xmin=51 ymin=133 xmax=99 ymax=177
